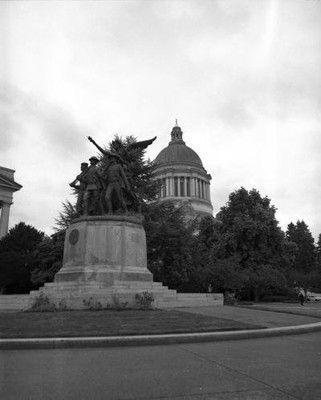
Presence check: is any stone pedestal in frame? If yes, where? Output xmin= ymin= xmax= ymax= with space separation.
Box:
xmin=55 ymin=215 xmax=153 ymax=285
xmin=29 ymin=215 xmax=223 ymax=309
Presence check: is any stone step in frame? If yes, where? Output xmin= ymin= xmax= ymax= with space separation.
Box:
xmin=40 ymin=281 xmax=167 ymax=290
xmin=0 ymin=295 xmax=32 ymax=310
xmin=157 ymin=299 xmax=223 ymax=308
xmin=35 ymin=289 xmax=177 ymax=300
xmin=176 ymin=293 xmax=210 ymax=298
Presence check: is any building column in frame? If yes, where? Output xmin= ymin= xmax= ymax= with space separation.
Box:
xmin=170 ymin=176 xmax=174 ymax=197
xmin=190 ymin=176 xmax=195 ymax=197
xmin=0 ymin=202 xmax=11 ymax=239
xmin=206 ymin=182 xmax=211 ymax=201
xmin=177 ymin=177 xmax=180 ymax=197
xmin=165 ymin=177 xmax=171 ymax=197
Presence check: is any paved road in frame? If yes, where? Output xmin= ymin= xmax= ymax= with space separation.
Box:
xmin=1 ymin=331 xmax=321 ymax=399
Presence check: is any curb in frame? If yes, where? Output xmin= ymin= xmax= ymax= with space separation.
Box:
xmin=1 ymin=322 xmax=321 ymax=350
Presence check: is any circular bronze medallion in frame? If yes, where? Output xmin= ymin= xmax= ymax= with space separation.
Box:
xmin=69 ymin=229 xmax=79 ymax=245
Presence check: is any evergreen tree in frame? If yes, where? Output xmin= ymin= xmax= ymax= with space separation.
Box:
xmin=144 ymin=201 xmax=199 ymax=292
xmin=0 ymin=222 xmax=44 ymax=253
xmin=0 ymin=222 xmax=44 ymax=293
xmin=54 ymin=200 xmax=77 ymax=232
xmin=316 ymin=234 xmax=321 ymax=268
xmin=30 ymin=231 xmax=65 ymax=287
xmin=286 ymin=221 xmax=316 ymax=294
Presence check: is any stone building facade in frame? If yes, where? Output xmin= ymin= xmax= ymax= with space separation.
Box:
xmin=0 ymin=167 xmax=22 ymax=239
xmin=152 ymin=123 xmax=213 ymax=218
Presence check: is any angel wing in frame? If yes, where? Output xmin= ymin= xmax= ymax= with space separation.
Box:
xmin=127 ymin=136 xmax=157 ymax=150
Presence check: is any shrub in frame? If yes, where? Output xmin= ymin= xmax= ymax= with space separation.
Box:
xmin=111 ymin=294 xmax=128 ymax=310
xmin=135 ymin=291 xmax=155 ymax=310
xmin=82 ymin=297 xmax=102 ymax=310
xmin=28 ymin=292 xmax=57 ymax=312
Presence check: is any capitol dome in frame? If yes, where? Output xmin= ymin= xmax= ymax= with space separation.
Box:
xmin=152 ymin=123 xmax=213 ymax=218
xmin=154 ymin=126 xmax=204 ymax=168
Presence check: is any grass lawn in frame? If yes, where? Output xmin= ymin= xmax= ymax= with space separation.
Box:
xmin=0 ymin=309 xmax=264 ymax=339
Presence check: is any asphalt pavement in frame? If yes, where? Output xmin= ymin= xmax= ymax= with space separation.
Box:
xmin=1 ymin=331 xmax=321 ymax=399
xmin=1 ymin=303 xmax=321 ymax=399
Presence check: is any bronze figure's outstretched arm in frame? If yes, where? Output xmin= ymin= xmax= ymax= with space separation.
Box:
xmin=87 ymin=136 xmax=126 ymax=164
xmin=87 ymin=136 xmax=108 ymax=155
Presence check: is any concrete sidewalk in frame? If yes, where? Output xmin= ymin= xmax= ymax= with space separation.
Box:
xmin=1 ymin=303 xmax=321 ymax=349
xmin=179 ymin=302 xmax=321 ymax=328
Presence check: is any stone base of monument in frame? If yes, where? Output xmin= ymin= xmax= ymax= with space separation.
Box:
xmin=29 ymin=215 xmax=223 ymax=309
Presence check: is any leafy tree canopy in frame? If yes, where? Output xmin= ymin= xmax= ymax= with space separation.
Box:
xmin=0 ymin=222 xmax=44 ymax=253
xmin=144 ymin=201 xmax=199 ymax=291
xmin=212 ymin=187 xmax=285 ymax=269
xmin=286 ymin=220 xmax=315 ymax=273
xmin=0 ymin=222 xmax=45 ymax=293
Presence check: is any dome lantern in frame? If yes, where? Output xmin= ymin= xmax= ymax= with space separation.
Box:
xmin=170 ymin=121 xmax=185 ymax=144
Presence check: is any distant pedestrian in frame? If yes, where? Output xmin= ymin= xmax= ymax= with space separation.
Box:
xmin=299 ymin=293 xmax=305 ymax=306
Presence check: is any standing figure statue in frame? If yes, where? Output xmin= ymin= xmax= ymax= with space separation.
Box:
xmin=78 ymin=156 xmax=103 ymax=216
xmin=69 ymin=162 xmax=89 ymax=215
xmin=88 ymin=136 xmax=131 ymax=214
xmin=104 ymin=154 xmax=132 ymax=214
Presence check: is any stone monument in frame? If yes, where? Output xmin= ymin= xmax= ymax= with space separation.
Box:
xmin=30 ymin=135 xmax=223 ymax=309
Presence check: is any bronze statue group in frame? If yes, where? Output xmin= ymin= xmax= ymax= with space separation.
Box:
xmin=69 ymin=135 xmax=156 ymax=217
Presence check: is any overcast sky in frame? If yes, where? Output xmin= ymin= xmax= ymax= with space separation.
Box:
xmin=1 ymin=0 xmax=320 ymax=240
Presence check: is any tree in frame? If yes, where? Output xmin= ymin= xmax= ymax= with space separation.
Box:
xmin=316 ymin=234 xmax=321 ymax=268
xmin=0 ymin=222 xmax=44 ymax=293
xmin=242 ymin=264 xmax=287 ymax=302
xmin=207 ymin=256 xmax=245 ymax=295
xmin=30 ymin=231 xmax=65 ymax=287
xmin=0 ymin=251 xmax=31 ymax=294
xmin=315 ymin=234 xmax=321 ymax=291
xmin=197 ymin=215 xmax=218 ymax=251
xmin=286 ymin=221 xmax=316 ymax=295
xmin=144 ymin=201 xmax=200 ymax=292
xmin=212 ymin=188 xmax=286 ymax=269
xmin=54 ymin=200 xmax=78 ymax=232
xmin=0 ymin=222 xmax=44 ymax=253
xmin=205 ymin=188 xmax=289 ymax=300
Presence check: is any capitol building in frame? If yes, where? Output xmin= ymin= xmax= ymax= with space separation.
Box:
xmin=152 ymin=123 xmax=213 ymax=218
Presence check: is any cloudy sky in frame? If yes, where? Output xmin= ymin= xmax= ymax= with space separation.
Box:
xmin=1 ymin=0 xmax=320 ymax=240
